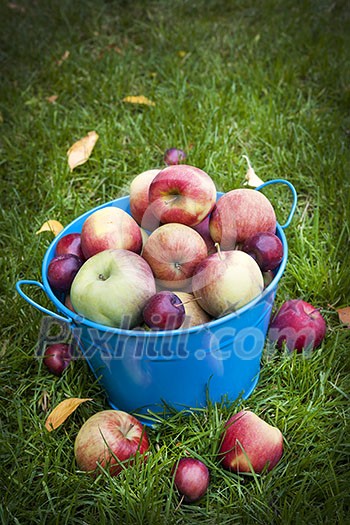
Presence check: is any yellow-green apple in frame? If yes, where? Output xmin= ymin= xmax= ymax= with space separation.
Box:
xmin=142 ymin=223 xmax=208 ymax=290
xmin=268 ymin=299 xmax=327 ymax=352
xmin=172 ymin=458 xmax=210 ymax=503
xmin=192 ymin=215 xmax=216 ymax=255
xmin=209 ymin=189 xmax=276 ymax=250
xmin=175 ymin=292 xmax=212 ymax=327
xmin=218 ymin=410 xmax=283 ymax=473
xmin=70 ymin=249 xmax=156 ymax=328
xmin=129 ymin=168 xmax=160 ymax=228
xmin=81 ymin=207 xmax=142 ymax=259
xmin=74 ymin=410 xmax=149 ymax=477
xmin=148 ymin=164 xmax=217 ymax=227
xmin=192 ymin=249 xmax=264 ymax=317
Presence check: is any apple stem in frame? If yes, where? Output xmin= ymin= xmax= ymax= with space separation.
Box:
xmin=164 ymin=196 xmax=179 ymax=205
xmin=124 ymin=423 xmax=134 ymax=437
xmin=98 ymin=273 xmax=107 ymax=281
xmin=215 ymin=242 xmax=223 ymax=260
xmin=178 ymin=297 xmax=202 ymax=307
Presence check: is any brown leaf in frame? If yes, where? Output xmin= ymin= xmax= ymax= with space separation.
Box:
xmin=8 ymin=2 xmax=26 ymax=13
xmin=122 ymin=95 xmax=155 ymax=106
xmin=337 ymin=307 xmax=350 ymax=327
xmin=36 ymin=219 xmax=64 ymax=236
xmin=45 ymin=397 xmax=92 ymax=432
xmin=67 ymin=130 xmax=99 ymax=171
xmin=46 ymin=95 xmax=58 ymax=104
xmin=242 ymin=155 xmax=264 ymax=187
xmin=56 ymin=50 xmax=70 ymax=66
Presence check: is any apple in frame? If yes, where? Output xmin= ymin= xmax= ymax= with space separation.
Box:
xmin=209 ymin=189 xmax=276 ymax=250
xmin=64 ymin=293 xmax=76 ymax=313
xmin=142 ymin=223 xmax=208 ymax=290
xmin=47 ymin=254 xmax=83 ymax=293
xmin=268 ymin=299 xmax=327 ymax=352
xmin=129 ymin=168 xmax=160 ymax=227
xmin=55 ymin=233 xmax=85 ymax=260
xmin=142 ymin=291 xmax=186 ymax=330
xmin=81 ymin=207 xmax=142 ymax=259
xmin=241 ymin=232 xmax=283 ymax=272
xmin=172 ymin=458 xmax=210 ymax=503
xmin=164 ymin=147 xmax=187 ymax=166
xmin=192 ymin=249 xmax=264 ymax=318
xmin=148 ymin=164 xmax=217 ymax=227
xmin=43 ymin=343 xmax=72 ymax=376
xmin=218 ymin=410 xmax=283 ymax=473
xmin=192 ymin=215 xmax=216 ymax=255
xmin=70 ymin=249 xmax=156 ymax=329
xmin=74 ymin=410 xmax=149 ymax=477
xmin=175 ymin=292 xmax=212 ymax=328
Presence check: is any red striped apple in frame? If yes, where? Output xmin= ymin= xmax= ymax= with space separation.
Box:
xmin=192 ymin=249 xmax=264 ymax=317
xmin=209 ymin=189 xmax=276 ymax=250
xmin=142 ymin=223 xmax=208 ymax=290
xmin=218 ymin=410 xmax=283 ymax=473
xmin=129 ymin=168 xmax=160 ymax=228
xmin=74 ymin=410 xmax=149 ymax=477
xmin=81 ymin=207 xmax=142 ymax=259
xmin=70 ymin=249 xmax=156 ymax=328
xmin=148 ymin=164 xmax=216 ymax=227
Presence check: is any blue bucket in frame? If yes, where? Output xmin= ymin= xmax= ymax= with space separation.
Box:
xmin=16 ymin=179 xmax=297 ymax=424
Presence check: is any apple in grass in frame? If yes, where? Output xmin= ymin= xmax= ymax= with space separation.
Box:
xmin=192 ymin=248 xmax=264 ymax=318
xmin=209 ymin=189 xmax=276 ymax=250
xmin=148 ymin=164 xmax=217 ymax=227
xmin=164 ymin=147 xmax=187 ymax=166
xmin=129 ymin=169 xmax=160 ymax=228
xmin=172 ymin=458 xmax=210 ymax=503
xmin=218 ymin=410 xmax=283 ymax=474
xmin=81 ymin=207 xmax=142 ymax=259
xmin=142 ymin=223 xmax=208 ymax=290
xmin=43 ymin=343 xmax=72 ymax=376
xmin=70 ymin=249 xmax=156 ymax=329
xmin=74 ymin=410 xmax=149 ymax=477
xmin=268 ymin=299 xmax=327 ymax=352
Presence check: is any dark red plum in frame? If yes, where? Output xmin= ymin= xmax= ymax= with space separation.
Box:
xmin=172 ymin=457 xmax=210 ymax=503
xmin=143 ymin=291 xmax=185 ymax=330
xmin=47 ymin=254 xmax=83 ymax=293
xmin=164 ymin=148 xmax=187 ymax=166
xmin=43 ymin=343 xmax=72 ymax=376
xmin=242 ymin=232 xmax=283 ymax=272
xmin=55 ymin=233 xmax=85 ymax=260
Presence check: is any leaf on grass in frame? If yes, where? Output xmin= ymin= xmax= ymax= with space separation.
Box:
xmin=56 ymin=50 xmax=70 ymax=66
xmin=178 ymin=50 xmax=187 ymax=58
xmin=336 ymin=307 xmax=350 ymax=327
xmin=122 ymin=95 xmax=155 ymax=106
xmin=242 ymin=155 xmax=264 ymax=187
xmin=67 ymin=130 xmax=99 ymax=171
xmin=45 ymin=397 xmax=92 ymax=432
xmin=8 ymin=2 xmax=26 ymax=13
xmin=46 ymin=95 xmax=58 ymax=104
xmin=36 ymin=219 xmax=64 ymax=236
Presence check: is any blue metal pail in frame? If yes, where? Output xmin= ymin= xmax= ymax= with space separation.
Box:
xmin=16 ymin=180 xmax=297 ymax=424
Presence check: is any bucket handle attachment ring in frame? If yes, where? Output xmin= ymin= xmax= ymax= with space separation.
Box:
xmin=255 ymin=179 xmax=297 ymax=229
xmin=16 ymin=279 xmax=72 ymax=324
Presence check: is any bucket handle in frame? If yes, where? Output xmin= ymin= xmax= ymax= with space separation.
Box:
xmin=255 ymin=179 xmax=297 ymax=229
xmin=16 ymin=279 xmax=72 ymax=324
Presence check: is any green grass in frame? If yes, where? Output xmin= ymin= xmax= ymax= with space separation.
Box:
xmin=1 ymin=0 xmax=350 ymax=523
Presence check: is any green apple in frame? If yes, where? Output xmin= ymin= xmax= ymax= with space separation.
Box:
xmin=70 ymin=249 xmax=156 ymax=328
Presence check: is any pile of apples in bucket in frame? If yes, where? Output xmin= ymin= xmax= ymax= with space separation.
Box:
xmin=43 ymin=149 xmax=327 ymax=501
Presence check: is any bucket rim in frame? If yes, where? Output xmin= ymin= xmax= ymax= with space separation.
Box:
xmin=42 ymin=194 xmax=288 ymax=337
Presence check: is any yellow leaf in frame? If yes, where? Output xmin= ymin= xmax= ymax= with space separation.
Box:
xmin=67 ymin=130 xmax=99 ymax=171
xmin=122 ymin=95 xmax=155 ymax=106
xmin=337 ymin=307 xmax=350 ymax=327
xmin=36 ymin=219 xmax=64 ymax=236
xmin=45 ymin=397 xmax=92 ymax=432
xmin=57 ymin=50 xmax=70 ymax=66
xmin=46 ymin=95 xmax=58 ymax=104
xmin=242 ymin=155 xmax=264 ymax=187
xmin=178 ymin=50 xmax=187 ymax=58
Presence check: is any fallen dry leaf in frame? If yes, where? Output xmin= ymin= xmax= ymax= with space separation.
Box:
xmin=36 ymin=219 xmax=64 ymax=236
xmin=45 ymin=397 xmax=92 ymax=432
xmin=122 ymin=95 xmax=155 ymax=107
xmin=8 ymin=2 xmax=26 ymax=13
xmin=46 ymin=95 xmax=58 ymax=104
xmin=336 ymin=307 xmax=350 ymax=327
xmin=242 ymin=155 xmax=264 ymax=187
xmin=67 ymin=130 xmax=99 ymax=171
xmin=57 ymin=50 xmax=70 ymax=66
xmin=178 ymin=50 xmax=187 ymax=58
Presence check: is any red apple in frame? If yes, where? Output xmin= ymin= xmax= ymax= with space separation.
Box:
xmin=74 ymin=410 xmax=149 ymax=476
xmin=218 ymin=410 xmax=283 ymax=473
xmin=47 ymin=254 xmax=83 ymax=293
xmin=209 ymin=189 xmax=276 ymax=250
xmin=55 ymin=233 xmax=85 ymax=260
xmin=129 ymin=169 xmax=160 ymax=227
xmin=148 ymin=164 xmax=217 ymax=227
xmin=172 ymin=458 xmax=210 ymax=503
xmin=192 ymin=249 xmax=264 ymax=317
xmin=43 ymin=343 xmax=72 ymax=376
xmin=192 ymin=215 xmax=216 ymax=254
xmin=268 ymin=299 xmax=327 ymax=352
xmin=142 ymin=223 xmax=208 ymax=290
xmin=164 ymin=147 xmax=187 ymax=165
xmin=81 ymin=207 xmax=142 ymax=259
